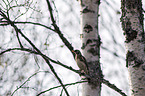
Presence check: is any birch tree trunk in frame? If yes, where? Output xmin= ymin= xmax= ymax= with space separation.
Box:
xmin=121 ymin=0 xmax=145 ymax=96
xmin=79 ymin=0 xmax=103 ymax=96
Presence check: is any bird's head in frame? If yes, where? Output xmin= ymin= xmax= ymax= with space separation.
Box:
xmin=72 ymin=50 xmax=82 ymax=55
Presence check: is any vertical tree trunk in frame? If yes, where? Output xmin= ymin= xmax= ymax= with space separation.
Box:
xmin=121 ymin=0 xmax=145 ymax=96
xmin=79 ymin=0 xmax=103 ymax=96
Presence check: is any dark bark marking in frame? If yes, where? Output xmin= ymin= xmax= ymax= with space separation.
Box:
xmin=138 ymin=87 xmax=144 ymax=90
xmin=87 ymin=61 xmax=103 ymax=86
xmin=81 ymin=39 xmax=93 ymax=50
xmin=126 ymin=0 xmax=139 ymax=9
xmin=134 ymin=59 xmax=144 ymax=67
xmin=138 ymin=76 xmax=143 ymax=80
xmin=84 ymin=24 xmax=93 ymax=33
xmin=95 ymin=0 xmax=101 ymax=5
xmin=88 ymin=48 xmax=96 ymax=56
xmin=126 ymin=0 xmax=144 ymax=26
xmin=90 ymin=44 xmax=97 ymax=47
xmin=93 ymin=38 xmax=101 ymax=45
xmin=140 ymin=33 xmax=145 ymax=43
xmin=125 ymin=29 xmax=137 ymax=43
xmin=81 ymin=43 xmax=86 ymax=50
xmin=80 ymin=0 xmax=85 ymax=7
xmin=81 ymin=38 xmax=101 ymax=50
xmin=126 ymin=51 xmax=134 ymax=67
xmin=86 ymin=39 xmax=92 ymax=45
xmin=123 ymin=19 xmax=137 ymax=43
xmin=86 ymin=39 xmax=101 ymax=48
xmin=82 ymin=6 xmax=95 ymax=13
xmin=87 ymin=38 xmax=101 ymax=56
xmin=121 ymin=0 xmax=144 ymax=43
xmin=142 ymin=65 xmax=145 ymax=71
xmin=121 ymin=0 xmax=144 ymax=26
xmin=126 ymin=51 xmax=143 ymax=67
xmin=132 ymin=90 xmax=138 ymax=94
xmin=87 ymin=47 xmax=99 ymax=56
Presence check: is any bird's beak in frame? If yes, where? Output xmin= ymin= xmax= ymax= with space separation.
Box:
xmin=72 ymin=50 xmax=76 ymax=54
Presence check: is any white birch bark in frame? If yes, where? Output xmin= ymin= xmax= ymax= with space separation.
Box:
xmin=79 ymin=0 xmax=102 ymax=96
xmin=121 ymin=0 xmax=145 ymax=96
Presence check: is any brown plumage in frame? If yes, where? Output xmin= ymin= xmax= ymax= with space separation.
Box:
xmin=72 ymin=50 xmax=89 ymax=74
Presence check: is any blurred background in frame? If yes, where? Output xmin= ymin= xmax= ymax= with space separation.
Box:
xmin=0 ymin=0 xmax=145 ymax=96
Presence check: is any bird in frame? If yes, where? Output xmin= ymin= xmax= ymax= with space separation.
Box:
xmin=72 ymin=50 xmax=89 ymax=75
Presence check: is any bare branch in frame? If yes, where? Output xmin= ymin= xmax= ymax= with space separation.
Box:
xmin=46 ymin=0 xmax=75 ymax=57
xmin=13 ymin=21 xmax=55 ymax=32
xmin=11 ymin=71 xmax=49 ymax=96
xmin=47 ymin=58 xmax=80 ymax=74
xmin=0 ymin=48 xmax=80 ymax=74
xmin=16 ymin=30 xmax=23 ymax=48
xmin=0 ymin=48 xmax=38 ymax=55
xmin=0 ymin=48 xmax=80 ymax=96
xmin=102 ymin=79 xmax=127 ymax=96
xmin=0 ymin=9 xmax=23 ymax=48
xmin=0 ymin=9 xmax=69 ymax=96
xmin=37 ymin=80 xmax=87 ymax=96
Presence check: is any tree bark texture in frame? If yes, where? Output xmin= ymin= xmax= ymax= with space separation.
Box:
xmin=121 ymin=0 xmax=145 ymax=96
xmin=79 ymin=0 xmax=103 ymax=96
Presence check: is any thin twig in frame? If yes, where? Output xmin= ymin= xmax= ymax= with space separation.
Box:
xmin=37 ymin=80 xmax=87 ymax=96
xmin=0 ymin=48 xmax=78 ymax=96
xmin=11 ymin=71 xmax=49 ymax=96
xmin=0 ymin=9 xmax=69 ymax=96
xmin=0 ymin=48 xmax=38 ymax=55
xmin=13 ymin=21 xmax=55 ymax=32
xmin=0 ymin=48 xmax=80 ymax=74
xmin=102 ymin=79 xmax=127 ymax=96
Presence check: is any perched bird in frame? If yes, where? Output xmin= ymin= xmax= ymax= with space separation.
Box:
xmin=72 ymin=50 xmax=89 ymax=75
